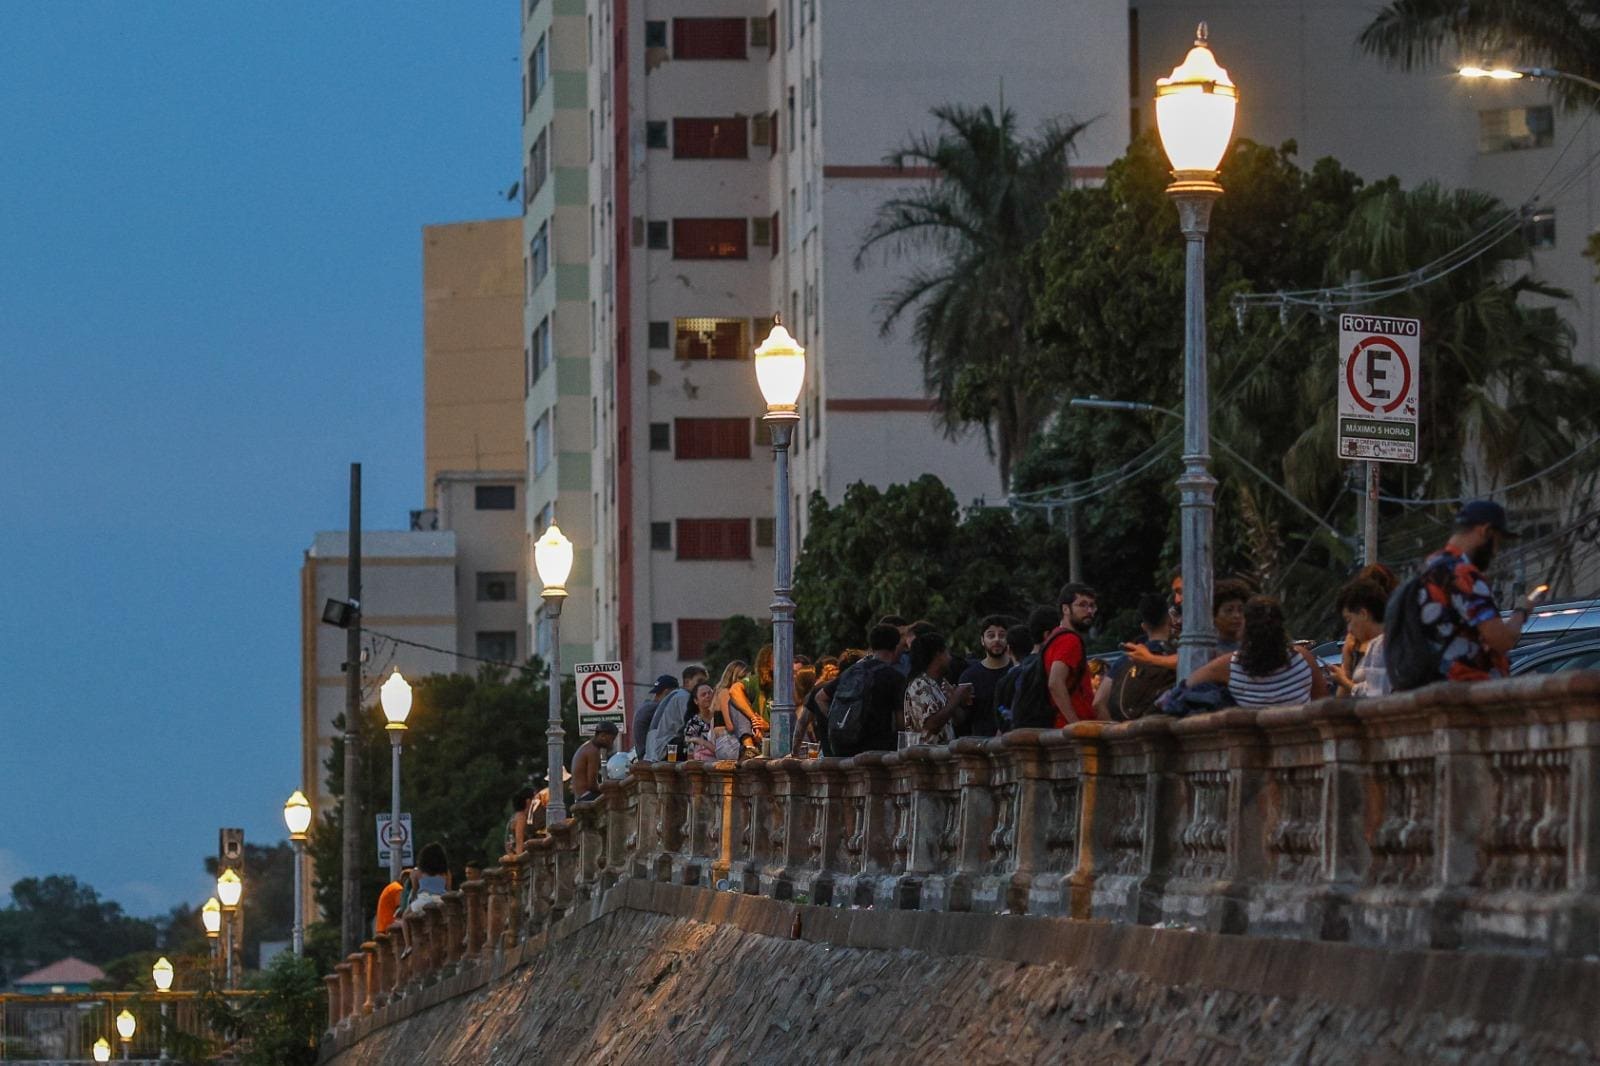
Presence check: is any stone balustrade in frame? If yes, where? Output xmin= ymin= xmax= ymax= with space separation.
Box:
xmin=323 ymin=672 xmax=1600 ymax=1032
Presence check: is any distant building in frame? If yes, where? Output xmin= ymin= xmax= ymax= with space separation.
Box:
xmin=11 ymin=957 xmax=104 ymax=995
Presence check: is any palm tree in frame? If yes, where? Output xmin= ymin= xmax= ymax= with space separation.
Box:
xmin=855 ymin=104 xmax=1092 ymax=486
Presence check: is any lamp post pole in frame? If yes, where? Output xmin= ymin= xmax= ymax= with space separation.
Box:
xmin=534 ymin=523 xmax=574 ymax=828
xmin=388 ymin=733 xmax=403 ymax=882
xmin=291 ymin=839 xmax=305 ymax=955
xmin=754 ymin=317 xmax=806 ymax=757
xmin=341 ymin=462 xmax=363 ymax=958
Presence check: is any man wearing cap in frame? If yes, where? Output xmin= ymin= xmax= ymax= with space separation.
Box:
xmin=571 ymin=722 xmax=619 ymax=804
xmin=633 ymin=674 xmax=678 ymax=759
xmin=645 ymin=665 xmax=709 ymax=762
xmin=1419 ymin=500 xmax=1538 ymax=682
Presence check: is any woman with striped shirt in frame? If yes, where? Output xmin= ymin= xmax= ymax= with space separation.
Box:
xmin=1186 ymin=595 xmax=1328 ymax=707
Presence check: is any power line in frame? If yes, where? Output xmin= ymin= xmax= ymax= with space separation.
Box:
xmin=364 ymin=628 xmax=658 ymax=688
xmin=1363 ymin=437 xmax=1600 ymax=506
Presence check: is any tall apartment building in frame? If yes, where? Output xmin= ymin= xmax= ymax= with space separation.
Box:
xmin=523 ymin=0 xmax=1130 ymax=685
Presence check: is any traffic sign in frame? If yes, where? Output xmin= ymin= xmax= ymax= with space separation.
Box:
xmin=375 ymin=813 xmax=413 ymax=868
xmin=1337 ymin=313 xmax=1421 ymax=463
xmin=574 ymin=661 xmax=627 ymax=735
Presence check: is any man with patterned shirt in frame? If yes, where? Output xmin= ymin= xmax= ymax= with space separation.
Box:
xmin=1419 ymin=500 xmax=1541 ymax=681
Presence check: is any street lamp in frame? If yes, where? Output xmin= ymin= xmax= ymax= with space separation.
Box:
xmin=216 ymin=869 xmax=242 ymax=989
xmin=754 ymin=316 xmax=805 ymax=756
xmin=283 ymin=790 xmax=312 ymax=956
xmin=1458 ymin=64 xmax=1600 ymax=98
xmin=151 ymin=957 xmax=173 ymax=1062
xmin=379 ymin=670 xmax=413 ymax=883
xmin=1155 ymin=21 xmax=1238 ymax=677
xmin=93 ymin=1037 xmax=112 ymax=1063
xmin=115 ymin=1008 xmax=136 ymax=1060
xmin=534 ymin=522 xmax=574 ymax=827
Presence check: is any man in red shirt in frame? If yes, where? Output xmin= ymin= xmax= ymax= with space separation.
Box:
xmin=1046 ymin=583 xmax=1099 ymax=726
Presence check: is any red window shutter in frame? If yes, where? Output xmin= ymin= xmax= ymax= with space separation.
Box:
xmin=673 ymin=18 xmax=747 ymax=60
xmin=676 ymin=519 xmax=751 ymax=560
xmin=678 ymin=618 xmax=725 ymax=660
xmin=673 ymin=118 xmax=749 ymax=160
xmin=675 ymin=418 xmax=751 ymax=459
xmin=672 ymin=218 xmax=748 ymax=260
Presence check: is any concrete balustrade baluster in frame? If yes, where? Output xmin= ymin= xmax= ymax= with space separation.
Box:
xmin=903 ymin=745 xmax=961 ymax=911
xmin=758 ymin=757 xmax=808 ymax=900
xmin=793 ymin=757 xmax=847 ymax=906
xmin=628 ymin=762 xmax=661 ymax=879
xmin=652 ymin=762 xmax=688 ymax=883
xmin=360 ymin=941 xmax=378 ymax=1015
xmin=705 ymin=760 xmax=739 ymax=887
xmin=383 ymin=926 xmax=405 ymax=1001
xmin=482 ymin=868 xmax=508 ymax=953
xmin=1087 ymin=716 xmax=1179 ymax=925
xmin=323 ymin=972 xmax=342 ymax=1032
xmin=548 ymin=820 xmax=579 ymax=920
xmin=333 ymin=960 xmax=354 ymax=1027
xmin=345 ymin=951 xmax=368 ymax=1017
xmin=461 ymin=878 xmax=487 ymax=958
xmin=673 ymin=761 xmax=710 ymax=885
xmin=1164 ymin=708 xmax=1268 ymax=933
xmin=833 ymin=753 xmax=894 ymax=908
xmin=730 ymin=760 xmax=773 ymax=893
xmin=369 ymin=932 xmax=393 ymax=1009
xmin=604 ymin=777 xmax=634 ymax=890
xmin=947 ymin=737 xmax=1000 ymax=913
xmin=441 ymin=891 xmax=466 ymax=970
xmin=571 ymin=796 xmax=605 ymax=903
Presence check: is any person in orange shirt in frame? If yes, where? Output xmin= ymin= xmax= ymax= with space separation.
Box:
xmin=374 ymin=874 xmax=407 ymax=936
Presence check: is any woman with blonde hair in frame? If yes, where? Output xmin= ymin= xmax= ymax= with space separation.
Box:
xmin=713 ymin=659 xmax=762 ymax=757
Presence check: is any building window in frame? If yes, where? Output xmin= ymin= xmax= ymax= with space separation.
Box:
xmin=647 ymin=321 xmax=671 ymax=348
xmin=535 ymin=502 xmax=553 ymax=535
xmin=475 ymin=485 xmax=516 ymax=510
xmin=650 ymin=522 xmax=672 ymax=550
xmin=677 ymin=618 xmax=724 ymax=660
xmin=652 ymin=622 xmax=674 ymax=652
xmin=645 ymin=20 xmax=668 ymax=48
xmin=1479 ymin=106 xmax=1554 ymax=152
xmin=755 ymin=517 xmax=775 ymax=548
xmin=752 ymin=216 xmax=771 ymax=247
xmin=530 ymin=315 xmax=552 ymax=386
xmin=647 ymin=221 xmax=669 ymax=249
xmin=530 ymin=221 xmax=549 ymax=288
xmin=476 ymin=572 xmax=517 ymax=602
xmin=676 ymin=518 xmax=752 ymax=560
xmin=1524 ymin=207 xmax=1556 ymax=248
xmin=477 ymin=630 xmax=518 ymax=663
xmin=674 ymin=317 xmax=748 ymax=360
xmin=674 ymin=417 xmax=751 ymax=459
xmin=672 ymin=218 xmax=748 ymax=260
xmin=646 ymin=120 xmax=668 ymax=149
xmin=649 ymin=422 xmax=671 ymax=451
xmin=528 ymin=127 xmax=549 ymax=200
xmin=533 ymin=411 xmax=552 ymax=474
xmin=673 ymin=117 xmax=749 ymax=159
xmin=527 ymin=35 xmax=548 ymax=110
xmin=672 ymin=17 xmax=747 ymax=60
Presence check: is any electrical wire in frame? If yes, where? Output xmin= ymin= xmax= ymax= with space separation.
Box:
xmin=1363 ymin=436 xmax=1600 ymax=506
xmin=364 ymin=628 xmax=658 ymax=688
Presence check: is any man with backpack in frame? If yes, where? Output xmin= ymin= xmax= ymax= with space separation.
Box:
xmin=827 ymin=623 xmax=906 ymax=756
xmin=1387 ymin=500 xmax=1543 ymax=688
xmin=1007 ymin=585 xmax=1099 ymax=729
xmin=1096 ymin=593 xmax=1176 ymax=721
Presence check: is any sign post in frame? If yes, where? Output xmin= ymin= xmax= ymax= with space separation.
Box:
xmin=375 ymin=813 xmax=413 ymax=870
xmin=1338 ymin=313 xmax=1421 ymax=564
xmin=574 ymin=661 xmax=628 ymax=736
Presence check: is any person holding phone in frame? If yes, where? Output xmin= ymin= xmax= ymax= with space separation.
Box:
xmin=1416 ymin=500 xmax=1543 ymax=682
xmin=901 ymin=631 xmax=970 ymax=745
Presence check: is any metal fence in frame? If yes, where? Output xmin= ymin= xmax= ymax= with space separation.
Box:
xmin=0 ymin=992 xmax=250 ymax=1063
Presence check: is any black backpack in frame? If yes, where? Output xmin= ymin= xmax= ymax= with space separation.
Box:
xmin=828 ymin=657 xmax=890 ymax=755
xmin=1384 ymin=574 xmax=1439 ymax=691
xmin=1012 ymin=630 xmax=1080 ymax=729
xmin=1107 ymin=644 xmax=1176 ymax=721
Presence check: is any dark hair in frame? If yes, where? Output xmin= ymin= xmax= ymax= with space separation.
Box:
xmin=877 ymin=614 xmax=909 ymax=628
xmin=1026 ymin=607 xmax=1058 ymax=646
xmin=1236 ymin=596 xmax=1290 ymax=679
xmin=837 ymin=648 xmax=867 ymax=670
xmin=1355 ymin=563 xmax=1398 ymax=598
xmin=1006 ymin=624 xmax=1032 ymax=660
xmin=512 ymin=787 xmax=537 ymax=812
xmin=682 ymin=665 xmax=708 ymax=685
xmin=979 ymin=614 xmax=1012 ymax=634
xmin=1136 ymin=593 xmax=1169 ymax=631
xmin=910 ymin=619 xmax=936 ymax=637
xmin=907 ymin=632 xmax=948 ymax=678
xmin=1214 ymin=578 xmax=1253 ymax=612
xmin=817 ymin=655 xmax=839 ymax=671
xmin=1337 ymin=578 xmax=1388 ymax=621
xmin=1058 ymin=582 xmax=1097 ymax=607
xmin=418 ymin=842 xmax=449 ymax=877
xmin=867 ymin=623 xmax=902 ymax=652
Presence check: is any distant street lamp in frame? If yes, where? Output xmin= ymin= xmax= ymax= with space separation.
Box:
xmin=1459 ymin=65 xmax=1600 ymax=93
xmin=115 ymin=1009 xmax=137 ymax=1060
xmin=534 ymin=522 xmax=574 ymax=827
xmin=216 ymin=869 xmax=242 ymax=989
xmin=379 ymin=670 xmax=413 ymax=883
xmin=1155 ymin=22 xmax=1238 ymax=677
xmin=93 ymin=1037 xmax=112 ymax=1063
xmin=753 ymin=316 xmax=805 ymax=756
xmin=283 ymin=790 xmax=312 ymax=956
xmin=151 ymin=957 xmax=173 ymax=1061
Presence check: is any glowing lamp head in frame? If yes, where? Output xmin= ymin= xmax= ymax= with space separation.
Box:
xmin=93 ymin=1037 xmax=112 ymax=1062
xmin=116 ymin=1009 xmax=137 ymax=1042
xmin=202 ymin=897 xmax=222 ymax=936
xmin=216 ymin=868 xmax=242 ymax=908
xmin=1458 ymin=66 xmax=1523 ymax=80
xmin=379 ymin=670 xmax=413 ymax=731
xmin=283 ymin=789 xmax=312 ymax=840
xmin=533 ymin=523 xmax=575 ymax=597
xmin=754 ymin=317 xmax=806 ymax=412
xmin=151 ymin=956 xmax=174 ymax=992
xmin=1155 ymin=22 xmax=1239 ymax=178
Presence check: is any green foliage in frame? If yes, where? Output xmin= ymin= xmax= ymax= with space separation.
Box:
xmin=308 ymin=665 xmax=575 ymax=931
xmin=792 ymin=475 xmax=1068 ymax=655
xmin=203 ymin=951 xmax=324 ymax=1066
xmin=702 ymin=614 xmax=766 ymax=679
xmin=0 ymin=875 xmax=158 ymax=984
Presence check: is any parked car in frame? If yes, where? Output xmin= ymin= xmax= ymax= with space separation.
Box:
xmin=1512 ymin=598 xmax=1600 ymax=647
xmin=1509 ymin=633 xmax=1600 ymax=676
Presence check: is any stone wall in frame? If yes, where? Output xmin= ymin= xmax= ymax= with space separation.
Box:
xmin=319 ymin=673 xmax=1600 ymax=1060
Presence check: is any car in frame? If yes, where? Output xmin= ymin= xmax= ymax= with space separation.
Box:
xmin=1512 ymin=598 xmax=1600 ymax=646
xmin=1509 ymin=633 xmax=1600 ymax=676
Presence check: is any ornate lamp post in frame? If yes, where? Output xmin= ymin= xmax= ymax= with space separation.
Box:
xmin=534 ymin=522 xmax=575 ymax=826
xmin=151 ymin=956 xmax=173 ymax=1061
xmin=283 ymin=790 xmax=313 ymax=955
xmin=1155 ymin=22 xmax=1238 ymax=677
xmin=216 ymin=869 xmax=243 ymax=989
xmin=93 ymin=1037 xmax=112 ymax=1063
xmin=115 ymin=1009 xmax=136 ymax=1060
xmin=379 ymin=670 xmax=413 ymax=883
xmin=753 ymin=317 xmax=806 ymax=756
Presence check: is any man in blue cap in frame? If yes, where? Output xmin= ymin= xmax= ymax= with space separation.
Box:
xmin=1417 ymin=500 xmax=1543 ymax=681
xmin=632 ymin=674 xmax=679 ymax=759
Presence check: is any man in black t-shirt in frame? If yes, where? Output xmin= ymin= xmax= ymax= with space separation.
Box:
xmin=956 ymin=615 xmax=1013 ymax=737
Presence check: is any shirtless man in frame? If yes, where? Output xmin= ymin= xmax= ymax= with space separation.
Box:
xmin=571 ymin=721 xmax=619 ymax=804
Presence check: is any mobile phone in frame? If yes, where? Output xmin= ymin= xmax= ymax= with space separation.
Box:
xmin=1528 ymin=583 xmax=1552 ymax=606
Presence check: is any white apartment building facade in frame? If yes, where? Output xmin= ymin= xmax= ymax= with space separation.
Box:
xmin=529 ymin=0 xmax=1130 ymax=685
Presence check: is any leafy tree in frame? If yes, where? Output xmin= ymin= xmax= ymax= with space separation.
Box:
xmin=856 ymin=103 xmax=1092 ymax=484
xmin=308 ymin=665 xmax=574 ymax=930
xmin=203 ymin=951 xmax=323 ymax=1066
xmin=702 ymin=614 xmax=766 ymax=679
xmin=0 ymin=875 xmax=157 ymax=983
xmin=198 ymin=843 xmax=293 ymax=970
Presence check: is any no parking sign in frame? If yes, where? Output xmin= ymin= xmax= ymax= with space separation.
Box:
xmin=575 ymin=661 xmax=628 ymax=735
xmin=1337 ymin=313 xmax=1421 ymax=463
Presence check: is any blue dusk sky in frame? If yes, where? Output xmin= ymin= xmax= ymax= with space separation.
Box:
xmin=0 ymin=5 xmax=519 ymax=917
